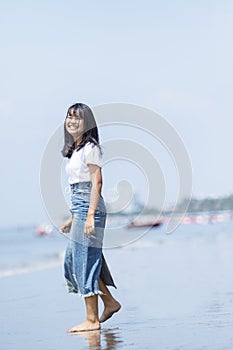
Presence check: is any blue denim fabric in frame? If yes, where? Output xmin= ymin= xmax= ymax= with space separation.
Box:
xmin=63 ymin=181 xmax=117 ymax=297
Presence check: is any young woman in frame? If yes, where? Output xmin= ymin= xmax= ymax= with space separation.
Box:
xmin=59 ymin=103 xmax=121 ymax=333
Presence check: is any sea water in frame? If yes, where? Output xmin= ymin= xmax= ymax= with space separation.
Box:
xmin=1 ymin=218 xmax=233 ymax=349
xmin=0 ymin=217 xmax=232 ymax=278
xmin=0 ymin=226 xmax=67 ymax=277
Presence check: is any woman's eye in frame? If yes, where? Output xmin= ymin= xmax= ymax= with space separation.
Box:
xmin=66 ymin=116 xmax=82 ymax=121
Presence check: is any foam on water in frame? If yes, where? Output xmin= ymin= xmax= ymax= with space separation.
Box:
xmin=0 ymin=253 xmax=64 ymax=278
xmin=0 ymin=226 xmax=67 ymax=278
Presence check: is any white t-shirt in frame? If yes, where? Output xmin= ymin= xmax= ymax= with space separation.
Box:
xmin=65 ymin=142 xmax=103 ymax=184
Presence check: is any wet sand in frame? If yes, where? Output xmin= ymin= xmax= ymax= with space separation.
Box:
xmin=2 ymin=224 xmax=233 ymax=349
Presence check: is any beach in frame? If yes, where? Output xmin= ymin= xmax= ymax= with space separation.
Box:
xmin=1 ymin=220 xmax=233 ymax=349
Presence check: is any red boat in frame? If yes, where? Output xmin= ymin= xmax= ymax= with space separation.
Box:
xmin=127 ymin=220 xmax=162 ymax=229
xmin=35 ymin=224 xmax=54 ymax=236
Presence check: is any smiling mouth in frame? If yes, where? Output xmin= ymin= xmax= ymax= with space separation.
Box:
xmin=68 ymin=125 xmax=79 ymax=130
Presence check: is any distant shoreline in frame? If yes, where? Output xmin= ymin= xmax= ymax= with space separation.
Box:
xmin=1 ymin=208 xmax=233 ymax=231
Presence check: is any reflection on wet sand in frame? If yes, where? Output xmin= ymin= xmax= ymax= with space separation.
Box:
xmin=73 ymin=327 xmax=123 ymax=350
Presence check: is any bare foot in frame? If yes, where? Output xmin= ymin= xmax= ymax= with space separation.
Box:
xmin=99 ymin=301 xmax=121 ymax=323
xmin=67 ymin=320 xmax=100 ymax=333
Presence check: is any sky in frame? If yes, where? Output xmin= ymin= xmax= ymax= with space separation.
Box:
xmin=1 ymin=0 xmax=233 ymax=227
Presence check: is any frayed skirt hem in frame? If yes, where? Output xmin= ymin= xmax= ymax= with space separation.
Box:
xmin=70 ymin=289 xmax=104 ymax=298
xmin=65 ymin=278 xmax=104 ymax=298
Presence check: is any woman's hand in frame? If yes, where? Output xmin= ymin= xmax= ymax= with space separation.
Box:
xmin=59 ymin=216 xmax=73 ymax=234
xmin=84 ymin=214 xmax=95 ymax=237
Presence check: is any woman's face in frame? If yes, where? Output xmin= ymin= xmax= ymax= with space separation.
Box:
xmin=65 ymin=112 xmax=85 ymax=139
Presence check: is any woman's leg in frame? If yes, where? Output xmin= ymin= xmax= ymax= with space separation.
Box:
xmin=67 ymin=294 xmax=100 ymax=333
xmin=98 ymin=278 xmax=121 ymax=323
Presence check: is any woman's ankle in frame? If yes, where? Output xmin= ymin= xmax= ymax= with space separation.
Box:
xmin=86 ymin=316 xmax=100 ymax=324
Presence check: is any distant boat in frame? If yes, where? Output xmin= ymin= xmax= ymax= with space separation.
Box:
xmin=35 ymin=224 xmax=54 ymax=236
xmin=127 ymin=220 xmax=162 ymax=229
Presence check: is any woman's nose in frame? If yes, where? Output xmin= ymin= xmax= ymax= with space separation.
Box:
xmin=71 ymin=116 xmax=79 ymax=121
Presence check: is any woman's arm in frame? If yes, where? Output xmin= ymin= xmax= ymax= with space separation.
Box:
xmin=84 ymin=164 xmax=102 ymax=236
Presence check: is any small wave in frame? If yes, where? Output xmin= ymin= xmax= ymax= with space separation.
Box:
xmin=122 ymin=240 xmax=164 ymax=249
xmin=0 ymin=252 xmax=65 ymax=278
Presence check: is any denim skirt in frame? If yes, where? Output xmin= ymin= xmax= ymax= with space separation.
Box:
xmin=63 ymin=181 xmax=117 ymax=297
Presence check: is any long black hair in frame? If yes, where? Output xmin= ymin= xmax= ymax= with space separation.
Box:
xmin=61 ymin=103 xmax=103 ymax=159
